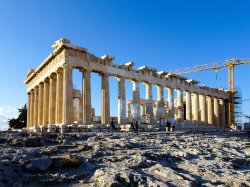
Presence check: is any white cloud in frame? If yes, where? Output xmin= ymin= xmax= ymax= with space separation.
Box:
xmin=0 ymin=116 xmax=8 ymax=131
xmin=0 ymin=106 xmax=19 ymax=131
xmin=0 ymin=106 xmax=18 ymax=119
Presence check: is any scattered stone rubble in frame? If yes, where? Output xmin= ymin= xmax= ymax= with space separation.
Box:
xmin=0 ymin=130 xmax=249 ymax=187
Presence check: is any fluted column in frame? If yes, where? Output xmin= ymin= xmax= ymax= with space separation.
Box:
xmin=132 ymin=81 xmax=141 ymax=122
xmin=145 ymin=83 xmax=154 ymax=124
xmin=177 ymin=90 xmax=184 ymax=122
xmin=63 ymin=65 xmax=73 ymax=124
xmin=30 ymin=91 xmax=34 ymax=128
xmin=43 ymin=78 xmax=49 ymax=125
xmin=167 ymin=87 xmax=174 ymax=119
xmin=219 ymin=99 xmax=225 ymax=126
xmin=126 ymin=101 xmax=131 ymax=119
xmin=214 ymin=97 xmax=220 ymax=126
xmin=27 ymin=92 xmax=31 ymax=128
xmin=38 ymin=83 xmax=44 ymax=125
xmin=199 ymin=94 xmax=207 ymax=124
xmin=117 ymin=77 xmax=126 ymax=124
xmin=49 ymin=74 xmax=56 ymax=124
xmin=185 ymin=91 xmax=192 ymax=122
xmin=156 ymin=85 xmax=165 ymax=120
xmin=206 ymin=96 xmax=213 ymax=125
xmin=192 ymin=92 xmax=199 ymax=123
xmin=33 ymin=86 xmax=39 ymax=125
xmin=82 ymin=69 xmax=92 ymax=124
xmin=101 ymin=73 xmax=110 ymax=124
xmin=141 ymin=104 xmax=146 ymax=115
xmin=79 ymin=96 xmax=83 ymax=123
xmin=56 ymin=69 xmax=63 ymax=124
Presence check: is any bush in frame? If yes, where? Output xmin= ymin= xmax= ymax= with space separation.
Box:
xmin=8 ymin=104 xmax=27 ymax=129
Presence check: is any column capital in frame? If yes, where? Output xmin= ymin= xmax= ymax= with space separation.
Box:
xmin=166 ymin=86 xmax=174 ymax=90
xmin=49 ymin=73 xmax=57 ymax=79
xmin=44 ymin=77 xmax=50 ymax=83
xmin=79 ymin=68 xmax=91 ymax=73
xmin=57 ymin=67 xmax=63 ymax=74
xmin=143 ymin=82 xmax=151 ymax=86
xmin=99 ymin=72 xmax=109 ymax=77
xmin=62 ymin=63 xmax=73 ymax=70
xmin=39 ymin=82 xmax=44 ymax=86
xmin=130 ymin=79 xmax=139 ymax=84
xmin=115 ymin=76 xmax=125 ymax=81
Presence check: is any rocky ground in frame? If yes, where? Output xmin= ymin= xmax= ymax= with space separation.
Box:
xmin=0 ymin=130 xmax=249 ymax=187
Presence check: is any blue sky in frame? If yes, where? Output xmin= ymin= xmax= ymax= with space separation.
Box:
xmin=0 ymin=0 xmax=250 ymax=125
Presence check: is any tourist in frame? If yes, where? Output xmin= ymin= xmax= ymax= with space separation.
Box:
xmin=166 ymin=120 xmax=171 ymax=132
xmin=135 ymin=120 xmax=139 ymax=133
xmin=110 ymin=119 xmax=115 ymax=132
xmin=172 ymin=124 xmax=176 ymax=131
xmin=130 ymin=121 xmax=135 ymax=132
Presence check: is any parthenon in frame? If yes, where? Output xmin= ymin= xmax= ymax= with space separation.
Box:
xmin=24 ymin=38 xmax=229 ymax=132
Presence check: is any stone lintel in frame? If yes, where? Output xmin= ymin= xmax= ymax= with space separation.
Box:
xmin=186 ymin=79 xmax=199 ymax=84
xmin=124 ymin=62 xmax=134 ymax=66
xmin=138 ymin=66 xmax=157 ymax=72
xmin=101 ymin=54 xmax=115 ymax=61
xmin=25 ymin=38 xmax=229 ymax=100
xmin=52 ymin=38 xmax=71 ymax=49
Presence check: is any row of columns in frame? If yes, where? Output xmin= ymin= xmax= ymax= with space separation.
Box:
xmin=28 ymin=68 xmax=67 ymax=128
xmin=184 ymin=91 xmax=225 ymax=126
xmin=125 ymin=88 xmax=226 ymax=126
xmin=27 ymin=66 xmax=226 ymax=128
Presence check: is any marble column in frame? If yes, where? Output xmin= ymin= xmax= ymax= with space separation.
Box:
xmin=145 ymin=83 xmax=154 ymax=124
xmin=199 ymin=94 xmax=207 ymax=124
xmin=214 ymin=97 xmax=220 ymax=126
xmin=167 ymin=87 xmax=174 ymax=119
xmin=117 ymin=77 xmax=126 ymax=124
xmin=49 ymin=74 xmax=56 ymax=124
xmin=30 ymin=90 xmax=34 ymax=128
xmin=141 ymin=104 xmax=146 ymax=115
xmin=177 ymin=90 xmax=184 ymax=122
xmin=126 ymin=102 xmax=131 ymax=120
xmin=82 ymin=69 xmax=92 ymax=124
xmin=156 ymin=85 xmax=165 ymax=120
xmin=192 ymin=92 xmax=199 ymax=123
xmin=101 ymin=73 xmax=110 ymax=124
xmin=56 ymin=69 xmax=63 ymax=124
xmin=63 ymin=65 xmax=73 ymax=124
xmin=219 ymin=99 xmax=225 ymax=126
xmin=206 ymin=96 xmax=213 ymax=125
xmin=132 ymin=81 xmax=141 ymax=122
xmin=185 ymin=91 xmax=192 ymax=122
xmin=33 ymin=86 xmax=39 ymax=125
xmin=38 ymin=82 xmax=44 ymax=125
xmin=27 ymin=92 xmax=31 ymax=128
xmin=43 ymin=78 xmax=49 ymax=125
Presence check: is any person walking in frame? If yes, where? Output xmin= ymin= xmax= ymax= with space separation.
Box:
xmin=166 ymin=120 xmax=171 ymax=132
xmin=130 ymin=120 xmax=135 ymax=132
xmin=134 ymin=120 xmax=139 ymax=133
xmin=110 ymin=119 xmax=115 ymax=132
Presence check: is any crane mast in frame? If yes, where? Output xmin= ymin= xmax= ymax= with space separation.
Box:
xmin=168 ymin=59 xmax=250 ymax=129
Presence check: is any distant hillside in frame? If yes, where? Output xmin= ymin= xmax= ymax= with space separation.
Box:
xmin=0 ymin=115 xmax=9 ymax=131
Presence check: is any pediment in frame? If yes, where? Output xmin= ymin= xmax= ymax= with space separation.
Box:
xmin=25 ymin=69 xmax=35 ymax=79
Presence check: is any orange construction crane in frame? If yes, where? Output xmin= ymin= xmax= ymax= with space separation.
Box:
xmin=168 ymin=59 xmax=250 ymax=129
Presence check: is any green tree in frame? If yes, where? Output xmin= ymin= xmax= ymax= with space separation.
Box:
xmin=8 ymin=104 xmax=27 ymax=129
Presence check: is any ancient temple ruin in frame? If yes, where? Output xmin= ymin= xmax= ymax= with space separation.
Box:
xmin=24 ymin=38 xmax=228 ymax=131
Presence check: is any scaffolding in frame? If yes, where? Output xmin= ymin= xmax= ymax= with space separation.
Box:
xmin=234 ymin=87 xmax=242 ymax=129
